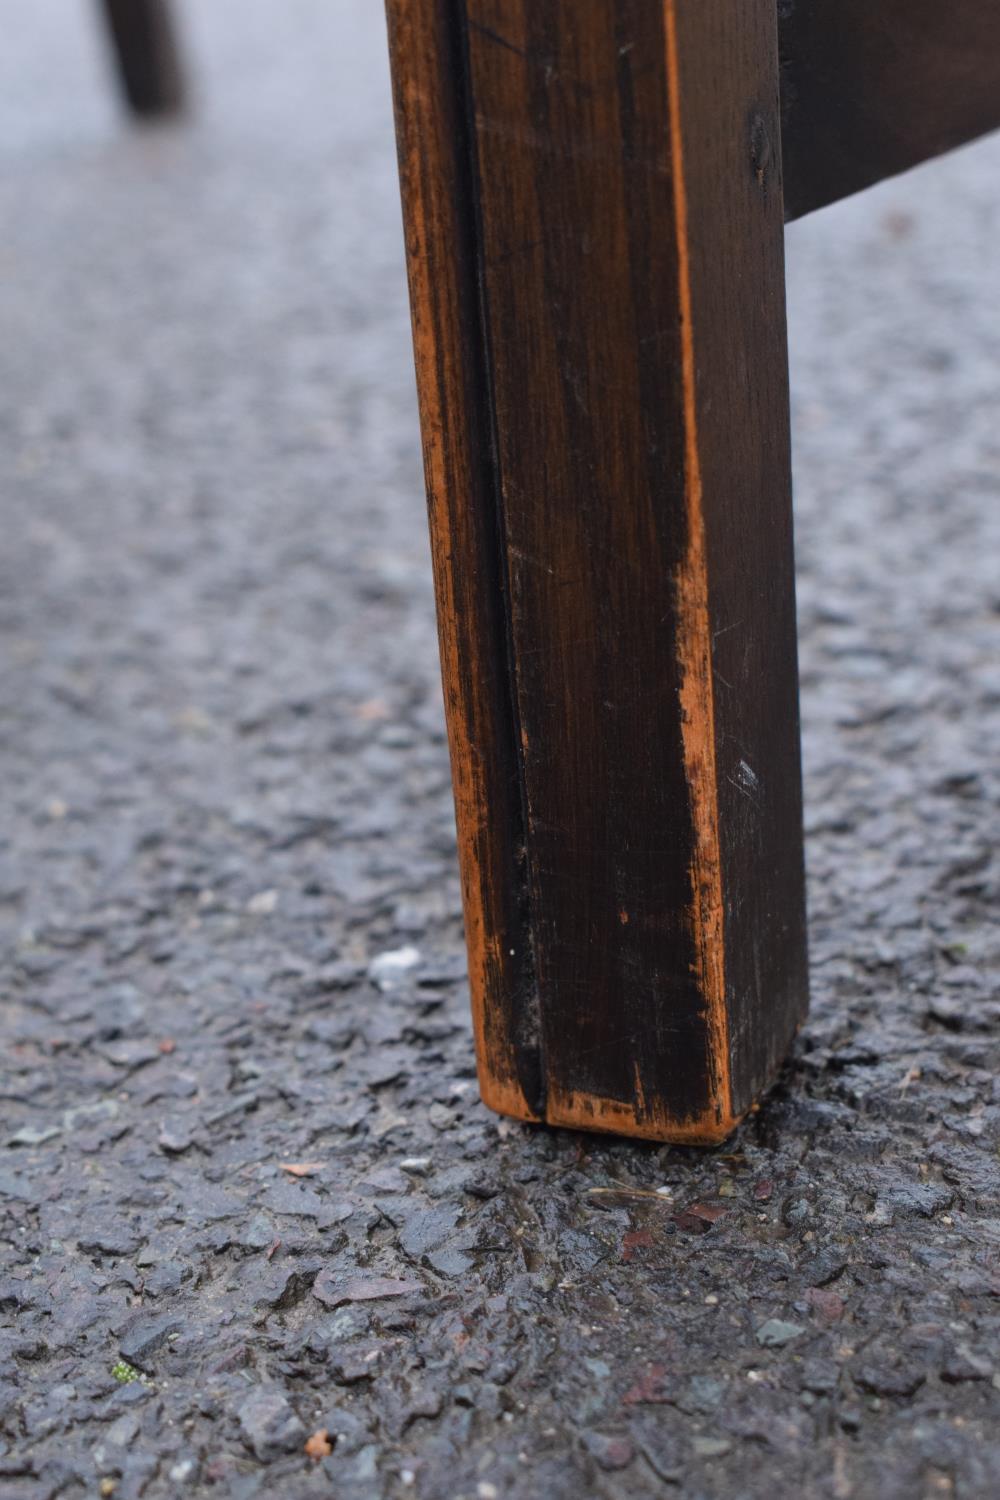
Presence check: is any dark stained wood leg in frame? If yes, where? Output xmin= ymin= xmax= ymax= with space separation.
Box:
xmin=386 ymin=0 xmax=808 ymax=1143
xmin=779 ymin=0 xmax=1000 ymax=220
xmin=100 ymin=0 xmax=184 ymax=117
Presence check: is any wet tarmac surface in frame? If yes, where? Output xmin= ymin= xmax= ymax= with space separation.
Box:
xmin=1 ymin=4 xmax=998 ymax=1496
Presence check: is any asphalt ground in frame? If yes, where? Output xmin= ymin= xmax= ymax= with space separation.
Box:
xmin=1 ymin=4 xmax=998 ymax=1497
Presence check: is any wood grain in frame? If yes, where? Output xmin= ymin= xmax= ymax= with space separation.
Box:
xmin=385 ymin=0 xmax=543 ymax=1122
xmin=387 ymin=0 xmax=808 ymax=1142
xmin=780 ymin=0 xmax=1000 ymax=219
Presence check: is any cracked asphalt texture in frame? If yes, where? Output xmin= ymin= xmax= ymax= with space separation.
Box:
xmin=1 ymin=3 xmax=999 ymax=1497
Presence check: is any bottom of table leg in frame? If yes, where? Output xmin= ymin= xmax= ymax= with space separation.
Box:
xmin=478 ymin=1073 xmax=746 ymax=1147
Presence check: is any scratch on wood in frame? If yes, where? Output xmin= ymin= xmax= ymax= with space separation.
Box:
xmin=466 ymin=19 xmax=530 ymax=60
xmin=664 ymin=0 xmax=732 ymax=1129
xmin=727 ymin=759 xmax=761 ymax=803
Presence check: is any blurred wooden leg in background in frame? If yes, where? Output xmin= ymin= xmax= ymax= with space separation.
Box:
xmin=100 ymin=0 xmax=184 ymax=117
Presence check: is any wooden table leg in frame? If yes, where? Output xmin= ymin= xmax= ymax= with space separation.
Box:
xmin=386 ymin=0 xmax=808 ymax=1143
xmin=100 ymin=0 xmax=184 ymax=117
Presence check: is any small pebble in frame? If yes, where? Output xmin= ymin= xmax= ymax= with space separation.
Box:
xmin=400 ymin=1157 xmax=431 ymax=1176
xmin=756 ymin=1319 xmax=806 ymax=1348
xmin=369 ymin=946 xmax=421 ymax=989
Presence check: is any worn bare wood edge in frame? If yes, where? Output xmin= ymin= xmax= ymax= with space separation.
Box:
xmin=678 ymin=0 xmax=808 ymax=1121
xmin=545 ymin=1089 xmax=743 ymax=1148
xmin=780 ymin=0 xmax=1000 ymax=221
xmin=385 ymin=0 xmax=543 ymax=1125
xmin=663 ymin=0 xmax=731 ymax=1136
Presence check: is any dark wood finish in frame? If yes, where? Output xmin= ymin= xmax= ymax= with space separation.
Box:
xmin=100 ymin=0 xmax=184 ymax=117
xmin=780 ymin=0 xmax=1000 ymax=220
xmin=385 ymin=0 xmax=543 ymax=1125
xmin=387 ymin=0 xmax=808 ymax=1143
